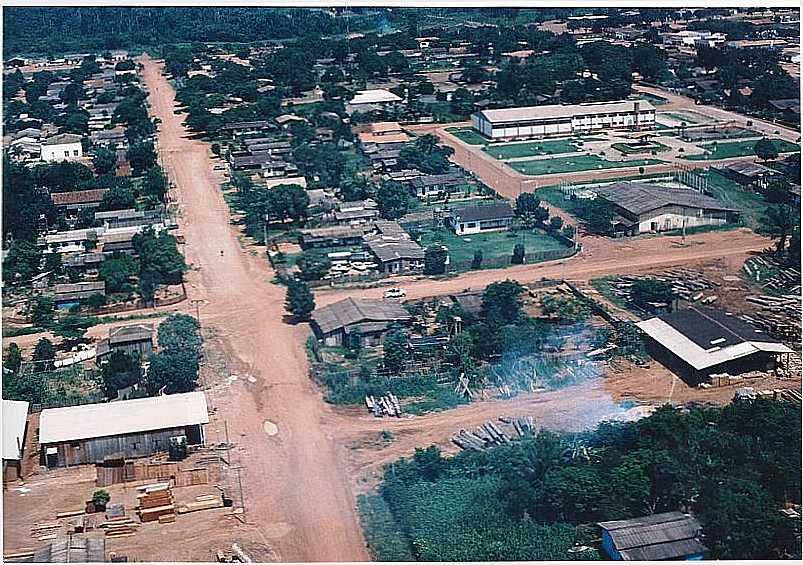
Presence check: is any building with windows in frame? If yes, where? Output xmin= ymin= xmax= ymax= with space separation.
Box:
xmin=447 ymin=202 xmax=515 ymax=235
xmin=471 ymin=100 xmax=655 ymax=140
xmin=40 ymin=133 xmax=83 ymax=162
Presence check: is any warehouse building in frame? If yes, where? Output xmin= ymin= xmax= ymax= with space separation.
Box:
xmin=39 ymin=392 xmax=209 ymax=468
xmin=598 ymin=511 xmax=708 ymax=560
xmin=311 ymin=297 xmax=412 ymax=347
xmin=637 ymin=306 xmax=794 ymax=383
xmin=593 ymin=182 xmax=740 ymax=236
xmin=471 ymin=99 xmax=655 ymax=140
xmin=3 ymin=399 xmax=30 ymax=481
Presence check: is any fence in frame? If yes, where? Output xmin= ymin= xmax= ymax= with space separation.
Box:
xmin=446 ymin=245 xmax=577 ymax=273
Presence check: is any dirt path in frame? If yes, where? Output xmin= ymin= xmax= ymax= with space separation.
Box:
xmin=139 ymin=55 xmax=369 ymax=563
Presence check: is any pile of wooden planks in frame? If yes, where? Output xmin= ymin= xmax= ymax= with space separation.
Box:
xmin=604 ymin=269 xmax=719 ymax=306
xmin=176 ymin=494 xmax=224 ymax=514
xmin=365 ymin=393 xmax=401 ymax=417
xmin=744 ymin=256 xmax=801 ymax=294
xmin=136 ymin=482 xmax=175 ymax=523
xmin=30 ymin=522 xmax=62 ymax=540
xmin=99 ymin=517 xmax=139 ymax=538
xmin=452 ymin=421 xmax=511 ymax=452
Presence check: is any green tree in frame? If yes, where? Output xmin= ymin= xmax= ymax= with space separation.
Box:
xmin=548 ymin=216 xmax=563 ymax=231
xmin=92 ymin=146 xmax=117 ymax=175
xmin=754 ymin=138 xmax=779 ymax=162
xmin=142 ymin=165 xmax=168 ymax=201
xmin=32 ymin=337 xmax=56 ymax=371
xmin=30 ymin=296 xmax=55 ymax=327
xmin=412 ymin=446 xmax=447 ymax=481
xmin=127 ymin=140 xmax=157 ymax=174
xmin=758 ymin=203 xmax=798 ymax=254
xmin=100 ymin=350 xmax=141 ymax=398
xmin=515 ymin=192 xmax=541 ymax=218
xmin=99 ymin=253 xmax=138 ymax=294
xmin=511 ymin=243 xmax=525 ymax=264
xmin=285 ymin=278 xmax=315 ymax=320
xmin=471 ymin=249 xmax=483 ymax=270
xmin=4 ymin=343 xmax=22 ymax=374
xmin=540 ymin=294 xmax=590 ymax=322
xmin=383 ymin=329 xmax=408 ymax=374
xmin=99 ymin=183 xmax=136 ymax=211
xmin=630 ymin=278 xmax=674 ymax=312
xmin=481 ymin=280 xmax=524 ymax=326
xmin=146 ymin=350 xmax=199 ymax=394
xmin=424 ymin=244 xmax=448 ymax=275
xmin=53 ymin=314 xmax=94 ymax=345
xmin=376 ymin=181 xmax=411 ymax=220
xmin=157 ymin=314 xmax=201 ymax=356
xmin=297 ymin=250 xmax=331 ymax=281
xmin=3 ymin=240 xmax=42 ymax=283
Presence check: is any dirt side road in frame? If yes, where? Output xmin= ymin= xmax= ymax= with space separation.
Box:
xmin=139 ymin=55 xmax=369 ymax=562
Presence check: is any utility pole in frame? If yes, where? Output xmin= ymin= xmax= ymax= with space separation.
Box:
xmin=190 ymin=299 xmax=203 ymax=328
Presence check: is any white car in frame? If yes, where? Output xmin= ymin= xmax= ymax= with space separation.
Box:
xmin=384 ymin=288 xmax=406 ymax=299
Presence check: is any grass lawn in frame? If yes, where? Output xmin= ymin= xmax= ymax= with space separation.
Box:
xmin=693 ymin=169 xmax=768 ymax=230
xmin=511 ymin=155 xmax=663 ymax=176
xmin=685 ymin=139 xmax=800 ymax=161
xmin=446 ymin=127 xmax=487 ymax=145
xmin=664 ymin=111 xmax=705 ymax=124
xmin=484 ymin=139 xmax=581 ymax=160
xmin=418 ymin=227 xmax=565 ymax=264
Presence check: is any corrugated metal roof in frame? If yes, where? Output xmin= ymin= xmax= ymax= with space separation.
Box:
xmin=454 ymin=202 xmax=514 ymax=223
xmin=478 ymin=99 xmax=656 ymax=124
xmin=3 ymin=399 xmax=29 ymax=460
xmin=599 ymin=512 xmax=708 ymax=561
xmin=311 ymin=297 xmax=411 ymax=335
xmin=350 ymin=89 xmax=402 ymax=105
xmin=50 ymin=189 xmax=108 ymax=206
xmin=38 ymin=391 xmax=209 ymax=444
xmin=595 ymin=182 xmax=739 ymax=215
xmin=32 ymin=537 xmax=106 ymax=563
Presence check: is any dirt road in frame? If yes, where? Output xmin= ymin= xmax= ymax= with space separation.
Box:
xmin=315 ymin=228 xmax=770 ymax=306
xmin=139 ymin=55 xmax=369 ymax=562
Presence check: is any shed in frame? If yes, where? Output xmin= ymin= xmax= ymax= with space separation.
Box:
xmin=39 ymin=392 xmax=209 ymax=468
xmin=598 ymin=511 xmax=707 ymax=560
xmin=3 ymin=399 xmax=29 ymax=481
xmin=311 ymin=297 xmax=412 ymax=347
xmin=637 ymin=306 xmax=794 ymax=383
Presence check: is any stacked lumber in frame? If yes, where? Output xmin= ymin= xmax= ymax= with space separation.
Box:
xmin=365 ymin=393 xmax=401 ymax=417
xmin=502 ymin=416 xmax=536 ymax=437
xmin=4 ymin=549 xmax=35 ymax=561
xmin=744 ymin=256 xmax=801 ymax=294
xmin=30 ymin=522 xmax=62 ymax=540
xmin=176 ymin=494 xmax=224 ymax=514
xmin=604 ymin=269 xmax=719 ymax=305
xmin=779 ymin=389 xmax=802 ymax=405
xmin=136 ymin=482 xmax=175 ymax=523
xmin=99 ymin=517 xmax=139 ymax=538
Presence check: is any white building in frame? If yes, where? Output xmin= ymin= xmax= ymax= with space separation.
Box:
xmin=40 ymin=133 xmax=83 ymax=162
xmin=346 ymin=89 xmax=403 ymax=113
xmin=471 ymin=100 xmax=656 ymax=140
xmin=3 ymin=399 xmax=29 ymax=481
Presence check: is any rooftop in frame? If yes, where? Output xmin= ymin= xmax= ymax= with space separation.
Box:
xmin=453 ymin=202 xmax=515 ymax=222
xmin=109 ymin=323 xmax=154 ymax=345
xmin=637 ymin=306 xmax=793 ymax=371
xmin=311 ymin=297 xmax=411 ymax=335
xmin=349 ymin=89 xmax=403 ymax=105
xmin=38 ymin=391 xmax=209 ymax=444
xmin=2 ymin=399 xmax=29 ymax=461
xmin=42 ymin=133 xmax=82 ymax=146
xmin=477 ymin=99 xmax=656 ymax=124
xmin=595 ymin=182 xmax=739 ymax=215
xmin=599 ymin=511 xmax=708 ymax=561
xmin=50 ymin=189 xmax=108 ymax=206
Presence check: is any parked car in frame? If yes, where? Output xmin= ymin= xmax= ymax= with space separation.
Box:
xmin=384 ymin=288 xmax=406 ymax=299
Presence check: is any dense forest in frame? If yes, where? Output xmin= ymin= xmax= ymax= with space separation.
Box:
xmin=364 ymin=400 xmax=802 ymax=561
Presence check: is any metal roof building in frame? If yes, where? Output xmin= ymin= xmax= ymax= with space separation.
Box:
xmin=472 ymin=99 xmax=656 ymax=139
xmin=39 ymin=392 xmax=209 ymax=468
xmin=311 ymin=297 xmax=412 ymax=347
xmin=637 ymin=306 xmax=794 ymax=382
xmin=3 ymin=399 xmax=30 ymax=480
xmin=599 ymin=511 xmax=708 ymax=561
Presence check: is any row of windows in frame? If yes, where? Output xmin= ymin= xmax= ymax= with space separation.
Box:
xmin=483 ymin=111 xmax=655 ymax=130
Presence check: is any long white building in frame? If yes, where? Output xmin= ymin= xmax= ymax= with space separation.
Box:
xmin=471 ymin=99 xmax=656 ymax=140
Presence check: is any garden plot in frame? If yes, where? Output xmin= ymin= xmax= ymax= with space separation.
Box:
xmin=510 ymin=154 xmax=663 ymax=176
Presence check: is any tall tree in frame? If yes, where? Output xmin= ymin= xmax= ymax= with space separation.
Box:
xmin=285 ymin=278 xmax=315 ymax=320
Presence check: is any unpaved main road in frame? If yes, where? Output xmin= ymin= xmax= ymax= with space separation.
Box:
xmin=140 ymin=55 xmax=369 ymax=563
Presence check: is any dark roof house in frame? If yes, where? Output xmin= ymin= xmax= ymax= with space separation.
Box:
xmin=311 ymin=297 xmax=412 ymax=346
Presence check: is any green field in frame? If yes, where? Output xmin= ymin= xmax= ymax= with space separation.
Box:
xmin=510 ymin=155 xmax=663 ymax=176
xmin=693 ymin=169 xmax=767 ymax=229
xmin=419 ymin=227 xmax=566 ymax=265
xmin=685 ymin=139 xmax=800 ymax=161
xmin=484 ymin=139 xmax=581 ymax=160
xmin=663 ymin=111 xmax=705 ymax=124
xmin=445 ymin=127 xmax=487 ymax=145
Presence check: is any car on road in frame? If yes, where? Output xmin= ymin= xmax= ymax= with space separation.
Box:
xmin=384 ymin=288 xmax=406 ymax=299
xmin=213 ymin=165 xmax=226 ymax=171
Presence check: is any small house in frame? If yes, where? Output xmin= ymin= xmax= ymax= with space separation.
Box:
xmin=95 ymin=323 xmax=155 ymax=363
xmin=40 ymin=133 xmax=83 ymax=162
xmin=311 ymin=297 xmax=412 ymax=347
xmin=409 ymin=172 xmax=467 ymax=199
xmin=447 ymin=202 xmax=514 ymax=235
xmin=716 ymin=162 xmax=779 ymax=189
xmin=364 ymin=221 xmax=425 ymax=274
xmin=50 ymin=189 xmax=108 ymax=212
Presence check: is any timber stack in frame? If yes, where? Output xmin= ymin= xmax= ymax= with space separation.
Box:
xmin=365 ymin=393 xmax=401 ymax=417
xmin=177 ymin=494 xmax=224 ymax=514
xmin=136 ymin=482 xmax=175 ymax=523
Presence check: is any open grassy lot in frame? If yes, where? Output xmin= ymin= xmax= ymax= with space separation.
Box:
xmin=484 ymin=139 xmax=581 ymax=160
xmin=446 ymin=127 xmax=487 ymax=145
xmin=693 ymin=169 xmax=768 ymax=230
xmin=418 ymin=227 xmax=566 ymax=264
xmin=511 ymin=155 xmax=663 ymax=176
xmin=685 ymin=138 xmax=800 ymax=161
